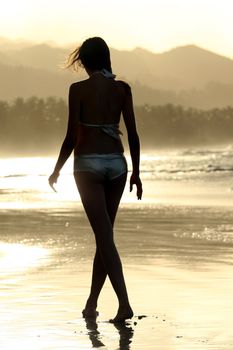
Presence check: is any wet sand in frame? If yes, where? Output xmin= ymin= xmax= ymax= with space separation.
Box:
xmin=1 ymin=205 xmax=233 ymax=349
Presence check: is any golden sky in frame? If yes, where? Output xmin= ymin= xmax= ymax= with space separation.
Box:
xmin=0 ymin=0 xmax=232 ymax=58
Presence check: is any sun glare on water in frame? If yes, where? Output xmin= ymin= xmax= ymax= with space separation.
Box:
xmin=0 ymin=243 xmax=50 ymax=276
xmin=0 ymin=156 xmax=158 ymax=209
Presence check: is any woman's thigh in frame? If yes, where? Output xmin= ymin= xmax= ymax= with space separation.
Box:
xmin=104 ymin=173 xmax=127 ymax=225
xmin=74 ymin=171 xmax=126 ymax=236
xmin=74 ymin=172 xmax=110 ymax=233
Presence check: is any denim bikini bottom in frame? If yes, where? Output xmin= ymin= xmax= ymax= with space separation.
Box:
xmin=74 ymin=153 xmax=127 ymax=180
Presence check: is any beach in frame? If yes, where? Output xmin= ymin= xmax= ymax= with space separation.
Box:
xmin=1 ymin=205 xmax=233 ymax=350
xmin=1 ymin=150 xmax=233 ymax=349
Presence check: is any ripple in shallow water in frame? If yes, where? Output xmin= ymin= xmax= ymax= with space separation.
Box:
xmin=174 ymin=224 xmax=233 ymax=244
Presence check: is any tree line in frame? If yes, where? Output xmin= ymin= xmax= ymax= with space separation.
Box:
xmin=0 ymin=96 xmax=233 ymax=155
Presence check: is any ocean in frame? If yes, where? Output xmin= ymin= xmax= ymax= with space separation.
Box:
xmin=1 ymin=146 xmax=233 ymax=208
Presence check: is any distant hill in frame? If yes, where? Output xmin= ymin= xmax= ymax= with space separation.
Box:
xmin=0 ymin=43 xmax=68 ymax=71
xmin=1 ymin=38 xmax=233 ymax=108
xmin=121 ymin=45 xmax=233 ymax=90
xmin=0 ymin=62 xmax=72 ymax=100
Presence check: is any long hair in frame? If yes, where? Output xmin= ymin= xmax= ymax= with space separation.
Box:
xmin=67 ymin=37 xmax=112 ymax=72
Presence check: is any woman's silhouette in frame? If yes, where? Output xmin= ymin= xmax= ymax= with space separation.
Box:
xmin=49 ymin=37 xmax=142 ymax=322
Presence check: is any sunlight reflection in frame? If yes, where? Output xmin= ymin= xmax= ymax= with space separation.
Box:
xmin=0 ymin=243 xmax=50 ymax=275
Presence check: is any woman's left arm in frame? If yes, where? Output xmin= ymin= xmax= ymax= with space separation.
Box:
xmin=49 ymin=84 xmax=80 ymax=188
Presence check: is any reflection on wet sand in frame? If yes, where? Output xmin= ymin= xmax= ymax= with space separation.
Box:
xmin=84 ymin=317 xmax=105 ymax=348
xmin=83 ymin=316 xmax=134 ymax=350
xmin=0 ymin=242 xmax=50 ymax=276
xmin=114 ymin=321 xmax=134 ymax=350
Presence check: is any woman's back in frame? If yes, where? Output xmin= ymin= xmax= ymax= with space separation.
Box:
xmin=76 ymin=73 xmax=125 ymax=123
xmin=73 ymin=73 xmax=127 ymax=155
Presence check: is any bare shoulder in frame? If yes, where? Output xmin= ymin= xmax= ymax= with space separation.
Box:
xmin=69 ymin=80 xmax=87 ymax=91
xmin=68 ymin=80 xmax=90 ymax=101
xmin=116 ymin=80 xmax=132 ymax=97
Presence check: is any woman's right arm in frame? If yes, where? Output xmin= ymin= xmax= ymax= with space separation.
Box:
xmin=48 ymin=84 xmax=80 ymax=190
xmin=122 ymin=84 xmax=143 ymax=200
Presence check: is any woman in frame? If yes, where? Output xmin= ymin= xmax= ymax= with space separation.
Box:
xmin=49 ymin=37 xmax=142 ymax=323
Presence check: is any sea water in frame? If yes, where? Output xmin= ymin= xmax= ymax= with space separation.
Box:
xmin=0 ymin=146 xmax=233 ymax=209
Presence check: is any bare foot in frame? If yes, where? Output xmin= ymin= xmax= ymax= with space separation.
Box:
xmin=82 ymin=308 xmax=99 ymax=318
xmin=109 ymin=306 xmax=133 ymax=323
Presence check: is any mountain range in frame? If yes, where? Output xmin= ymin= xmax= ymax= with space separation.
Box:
xmin=0 ymin=37 xmax=233 ymax=108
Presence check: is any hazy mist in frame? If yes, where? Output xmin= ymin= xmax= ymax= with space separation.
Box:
xmin=1 ymin=97 xmax=233 ymax=156
xmin=0 ymin=38 xmax=233 ymax=155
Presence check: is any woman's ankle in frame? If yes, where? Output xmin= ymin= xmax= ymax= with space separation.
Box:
xmin=118 ymin=300 xmax=131 ymax=309
xmin=85 ymin=298 xmax=97 ymax=309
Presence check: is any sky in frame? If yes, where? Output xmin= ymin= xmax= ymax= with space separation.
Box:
xmin=0 ymin=0 xmax=232 ymax=58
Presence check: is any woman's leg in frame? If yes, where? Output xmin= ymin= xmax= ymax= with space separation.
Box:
xmin=83 ymin=172 xmax=127 ymax=314
xmin=104 ymin=173 xmax=133 ymax=322
xmin=74 ymin=172 xmax=133 ymax=321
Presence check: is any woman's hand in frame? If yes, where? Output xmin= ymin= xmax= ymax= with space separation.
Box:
xmin=130 ymin=173 xmax=143 ymax=200
xmin=48 ymin=171 xmax=59 ymax=192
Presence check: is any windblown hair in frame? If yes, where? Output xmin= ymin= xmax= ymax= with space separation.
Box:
xmin=67 ymin=37 xmax=112 ymax=72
